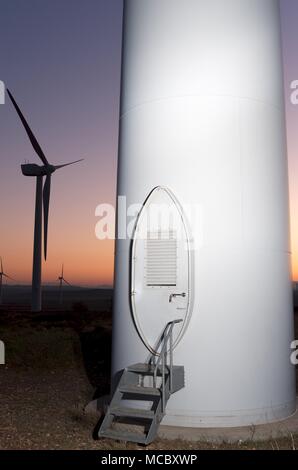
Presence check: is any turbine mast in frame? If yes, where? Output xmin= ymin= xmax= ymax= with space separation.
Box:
xmin=59 ymin=279 xmax=63 ymax=307
xmin=31 ymin=176 xmax=43 ymax=312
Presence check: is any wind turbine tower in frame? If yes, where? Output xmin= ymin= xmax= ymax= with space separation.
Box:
xmin=110 ymin=0 xmax=296 ymax=431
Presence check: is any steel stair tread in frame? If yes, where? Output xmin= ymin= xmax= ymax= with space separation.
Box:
xmin=99 ymin=428 xmax=147 ymax=444
xmin=127 ymin=363 xmax=183 ymax=376
xmin=119 ymin=384 xmax=161 ymax=396
xmin=127 ymin=363 xmax=169 ymax=375
xmin=109 ymin=406 xmax=155 ymax=419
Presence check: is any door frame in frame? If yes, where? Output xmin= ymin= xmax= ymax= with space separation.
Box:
xmin=130 ymin=186 xmax=194 ymax=355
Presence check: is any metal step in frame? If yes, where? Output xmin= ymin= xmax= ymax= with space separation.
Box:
xmin=110 ymin=406 xmax=155 ymax=420
xmin=127 ymin=363 xmax=169 ymax=375
xmin=99 ymin=428 xmax=147 ymax=444
xmin=119 ymin=384 xmax=161 ymax=396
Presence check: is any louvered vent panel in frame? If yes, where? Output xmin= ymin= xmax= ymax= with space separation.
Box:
xmin=145 ymin=232 xmax=177 ymax=287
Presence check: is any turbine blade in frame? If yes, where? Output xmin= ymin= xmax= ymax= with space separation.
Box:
xmin=62 ymin=264 xmax=64 ymax=278
xmin=43 ymin=174 xmax=51 ymax=260
xmin=62 ymin=278 xmax=71 ymax=286
xmin=54 ymin=159 xmax=84 ymax=170
xmin=7 ymin=89 xmax=49 ymax=166
xmin=0 ymin=257 xmax=3 ymax=273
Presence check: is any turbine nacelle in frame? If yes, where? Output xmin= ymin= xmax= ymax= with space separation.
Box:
xmin=58 ymin=265 xmax=71 ymax=288
xmin=21 ymin=163 xmax=56 ymax=177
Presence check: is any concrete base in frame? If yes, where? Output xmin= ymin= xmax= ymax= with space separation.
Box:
xmin=158 ymin=398 xmax=298 ymax=443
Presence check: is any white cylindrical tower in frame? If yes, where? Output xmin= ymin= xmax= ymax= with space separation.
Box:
xmin=112 ymin=0 xmax=296 ymax=427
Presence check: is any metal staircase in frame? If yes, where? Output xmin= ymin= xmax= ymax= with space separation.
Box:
xmin=98 ymin=319 xmax=185 ymax=445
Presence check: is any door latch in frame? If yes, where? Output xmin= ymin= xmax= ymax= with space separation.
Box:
xmin=169 ymin=292 xmax=186 ymax=303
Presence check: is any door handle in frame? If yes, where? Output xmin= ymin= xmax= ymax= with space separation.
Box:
xmin=169 ymin=292 xmax=186 ymax=303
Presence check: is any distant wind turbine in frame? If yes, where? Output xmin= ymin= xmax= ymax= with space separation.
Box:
xmin=58 ymin=264 xmax=71 ymax=307
xmin=7 ymin=89 xmax=83 ymax=312
xmin=0 ymin=257 xmax=15 ymax=305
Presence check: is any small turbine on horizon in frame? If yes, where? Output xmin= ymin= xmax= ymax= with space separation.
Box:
xmin=7 ymin=89 xmax=83 ymax=312
xmin=58 ymin=264 xmax=71 ymax=307
xmin=0 ymin=257 xmax=15 ymax=305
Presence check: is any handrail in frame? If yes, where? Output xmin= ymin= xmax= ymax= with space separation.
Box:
xmin=151 ymin=319 xmax=183 ymax=413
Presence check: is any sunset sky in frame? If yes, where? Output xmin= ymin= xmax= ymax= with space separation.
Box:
xmin=0 ymin=0 xmax=298 ymax=286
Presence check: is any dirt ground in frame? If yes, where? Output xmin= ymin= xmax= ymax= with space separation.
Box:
xmin=0 ymin=307 xmax=297 ymax=450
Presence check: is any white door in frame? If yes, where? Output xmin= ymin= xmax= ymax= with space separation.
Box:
xmin=131 ymin=187 xmax=193 ymax=354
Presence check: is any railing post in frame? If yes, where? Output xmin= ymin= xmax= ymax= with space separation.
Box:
xmin=170 ymin=326 xmax=173 ymax=393
xmin=162 ymin=349 xmax=165 ymax=412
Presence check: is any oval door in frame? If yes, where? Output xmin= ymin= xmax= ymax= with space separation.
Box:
xmin=131 ymin=187 xmax=193 ymax=354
